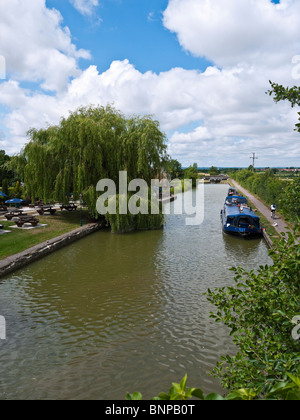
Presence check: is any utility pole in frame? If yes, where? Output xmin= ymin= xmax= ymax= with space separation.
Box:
xmin=250 ymin=152 xmax=258 ymax=171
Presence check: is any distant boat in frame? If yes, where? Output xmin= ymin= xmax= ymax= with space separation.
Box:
xmin=228 ymin=186 xmax=238 ymax=196
xmin=221 ymin=195 xmax=262 ymax=238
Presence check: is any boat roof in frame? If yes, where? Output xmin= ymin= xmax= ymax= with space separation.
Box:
xmin=226 ymin=195 xmax=247 ymax=200
xmin=225 ymin=195 xmax=248 ymax=203
xmin=225 ymin=204 xmax=259 ymax=219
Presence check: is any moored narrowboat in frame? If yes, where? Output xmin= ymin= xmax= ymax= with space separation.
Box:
xmin=221 ymin=196 xmax=262 ymax=238
xmin=228 ymin=186 xmax=238 ymax=196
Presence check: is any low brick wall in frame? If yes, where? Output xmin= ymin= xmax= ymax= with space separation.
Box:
xmin=0 ymin=223 xmax=102 ymax=279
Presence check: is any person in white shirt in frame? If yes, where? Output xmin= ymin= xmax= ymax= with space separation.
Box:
xmin=270 ymin=204 xmax=276 ymax=218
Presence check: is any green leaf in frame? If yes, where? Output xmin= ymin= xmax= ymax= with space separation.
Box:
xmin=226 ymin=389 xmax=256 ymax=400
xmin=156 ymin=392 xmax=171 ymax=400
xmin=286 ymin=390 xmax=300 ymax=400
xmin=126 ymin=392 xmax=143 ymax=400
xmin=205 ymin=393 xmax=224 ymax=400
xmin=267 ymin=381 xmax=291 ymax=396
xmin=171 ymin=382 xmax=182 ymax=394
xmin=191 ymin=388 xmax=204 ymax=400
xmin=287 ymin=373 xmax=300 ymax=388
xmin=180 ymin=374 xmax=188 ymax=392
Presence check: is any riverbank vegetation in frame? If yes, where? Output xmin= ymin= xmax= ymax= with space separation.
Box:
xmin=231 ymin=169 xmax=300 ymax=223
xmin=206 ymin=227 xmax=300 ymax=395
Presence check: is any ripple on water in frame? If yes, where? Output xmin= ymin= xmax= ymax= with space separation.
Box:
xmin=0 ymin=185 xmax=272 ymax=399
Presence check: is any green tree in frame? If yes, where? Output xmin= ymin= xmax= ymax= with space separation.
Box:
xmin=209 ymin=166 xmax=220 ymax=176
xmin=165 ymin=158 xmax=183 ymax=179
xmin=17 ymin=105 xmax=168 ymax=229
xmin=183 ymin=163 xmax=199 ymax=188
xmin=206 ymin=228 xmax=300 ymax=395
xmin=281 ymin=178 xmax=300 ymax=221
xmin=13 ymin=180 xmax=22 ymax=198
xmin=233 ymin=169 xmax=289 ymax=217
xmin=267 ymin=81 xmax=300 ymax=132
xmin=0 ymin=150 xmax=14 ymax=186
xmin=1 ymin=178 xmax=9 ymax=196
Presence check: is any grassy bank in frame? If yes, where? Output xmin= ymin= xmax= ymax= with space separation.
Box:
xmin=0 ymin=210 xmax=92 ymax=260
xmin=246 ymin=197 xmax=279 ymax=239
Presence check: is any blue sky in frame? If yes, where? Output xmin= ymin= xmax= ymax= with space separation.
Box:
xmin=0 ymin=0 xmax=299 ymax=167
xmin=46 ymin=0 xmax=212 ymax=74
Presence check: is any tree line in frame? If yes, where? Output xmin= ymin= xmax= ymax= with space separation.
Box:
xmin=231 ymin=168 xmax=300 ymax=222
xmin=0 ymin=150 xmax=21 ymax=199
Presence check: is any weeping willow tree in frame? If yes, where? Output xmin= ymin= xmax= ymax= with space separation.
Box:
xmin=105 ymin=193 xmax=163 ymax=234
xmin=16 ymin=105 xmax=168 ymax=231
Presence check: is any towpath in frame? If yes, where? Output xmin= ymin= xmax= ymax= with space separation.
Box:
xmin=230 ymin=179 xmax=290 ymax=239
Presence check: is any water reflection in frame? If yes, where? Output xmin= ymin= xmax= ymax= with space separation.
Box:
xmin=0 ymin=184 xmax=272 ymax=400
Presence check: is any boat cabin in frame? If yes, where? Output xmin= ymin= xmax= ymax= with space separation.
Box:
xmin=225 ymin=195 xmax=247 ymax=206
xmin=221 ymin=197 xmax=262 ymax=237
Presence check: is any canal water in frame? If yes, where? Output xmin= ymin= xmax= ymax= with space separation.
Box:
xmin=0 ymin=184 xmax=271 ymax=400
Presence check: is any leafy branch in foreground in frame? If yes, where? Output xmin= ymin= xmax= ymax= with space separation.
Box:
xmin=126 ymin=373 xmax=300 ymax=400
xmin=267 ymin=81 xmax=300 ymax=132
xmin=206 ymin=227 xmax=300 ymax=394
xmin=267 ymin=81 xmax=300 ymax=108
xmin=127 ymin=228 xmax=299 ymax=401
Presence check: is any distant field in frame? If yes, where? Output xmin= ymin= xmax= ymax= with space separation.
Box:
xmin=275 ymin=173 xmax=299 ymax=178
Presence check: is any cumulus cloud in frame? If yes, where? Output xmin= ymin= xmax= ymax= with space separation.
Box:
xmin=163 ymin=0 xmax=300 ymax=68
xmin=0 ymin=0 xmax=90 ymax=92
xmin=0 ymin=0 xmax=300 ymax=167
xmin=69 ymin=0 xmax=99 ymax=16
xmin=161 ymin=0 xmax=300 ymax=165
xmin=1 ymin=59 xmax=299 ymax=167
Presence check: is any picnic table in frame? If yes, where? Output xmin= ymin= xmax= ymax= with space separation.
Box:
xmin=60 ymin=203 xmax=77 ymax=211
xmin=0 ymin=205 xmax=7 ymax=212
xmin=5 ymin=210 xmax=27 ymax=220
xmin=13 ymin=215 xmax=39 ymax=227
xmin=6 ymin=208 xmax=24 ymax=212
xmin=36 ymin=205 xmax=56 ymax=215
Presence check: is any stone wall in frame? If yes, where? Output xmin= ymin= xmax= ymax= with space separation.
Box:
xmin=0 ymin=223 xmax=102 ymax=279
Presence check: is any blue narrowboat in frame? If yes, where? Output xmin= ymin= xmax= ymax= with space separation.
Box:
xmin=221 ymin=196 xmax=262 ymax=238
xmin=228 ymin=186 xmax=238 ymax=196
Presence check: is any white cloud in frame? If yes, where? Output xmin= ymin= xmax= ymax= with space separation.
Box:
xmin=1 ymin=59 xmax=299 ymax=167
xmin=0 ymin=0 xmax=90 ymax=92
xmin=70 ymin=0 xmax=99 ymax=16
xmin=0 ymin=0 xmax=299 ymax=167
xmin=163 ymin=0 xmax=300 ymax=68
